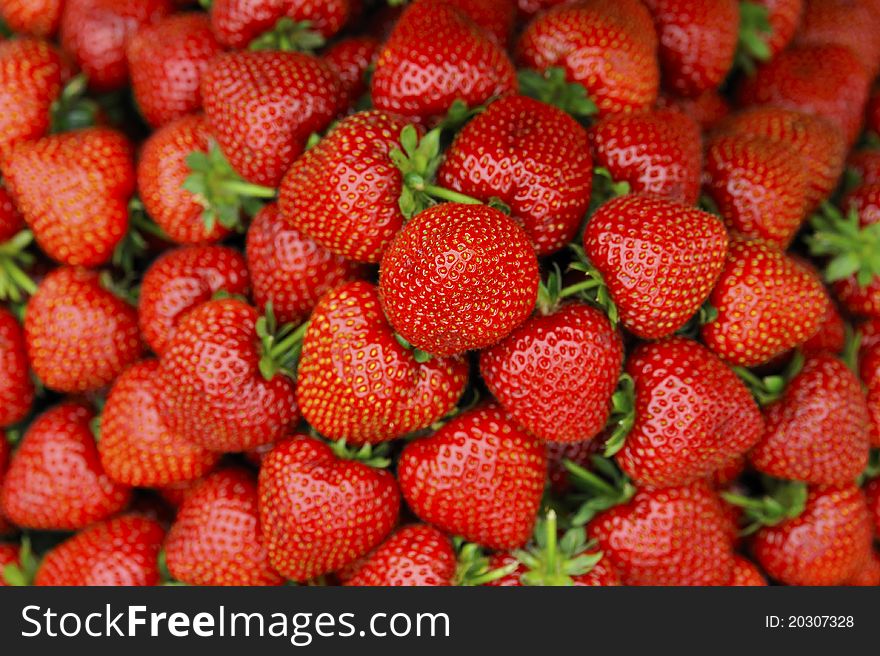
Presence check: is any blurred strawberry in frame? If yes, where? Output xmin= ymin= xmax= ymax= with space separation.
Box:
xmin=0 ymin=0 xmax=64 ymax=37
xmin=209 ymin=0 xmax=353 ymax=49
xmin=0 ymin=306 xmax=33 ymax=428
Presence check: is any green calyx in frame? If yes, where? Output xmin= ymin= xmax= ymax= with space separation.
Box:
xmin=112 ymin=197 xmax=168 ymax=274
xmin=435 ymin=99 xmax=486 ymax=133
xmin=393 ymin=332 xmax=433 ymax=363
xmin=328 ymin=438 xmax=392 ymax=469
xmin=601 ymin=374 xmax=635 ymax=457
xmin=453 ymin=540 xmax=518 ymax=586
xmin=517 ymin=67 xmax=598 ymax=120
xmin=249 ymin=18 xmax=326 ymax=53
xmin=99 ymin=270 xmax=139 ymax=306
xmin=565 ymin=456 xmax=635 ymax=527
xmin=2 ymin=536 xmax=39 ymax=587
xmin=0 ymin=230 xmax=37 ymax=304
xmin=676 ymin=302 xmax=719 ymax=339
xmin=721 ymin=478 xmax=807 ymax=535
xmin=183 ymin=141 xmax=277 ymax=233
xmin=563 ymin=244 xmax=619 ymax=324
xmin=255 ymin=303 xmax=307 ymax=381
xmin=735 ymin=1 xmax=773 ymax=75
xmin=589 ymin=168 xmax=631 ymax=214
xmin=49 ymin=73 xmax=101 ymax=134
xmin=733 ymin=350 xmax=804 ymax=406
xmin=514 ymin=510 xmax=603 ymax=587
xmin=807 ymin=201 xmax=880 ymax=287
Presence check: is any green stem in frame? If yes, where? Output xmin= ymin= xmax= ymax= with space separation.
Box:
xmin=269 ymin=321 xmax=309 ymax=360
xmin=559 ymin=279 xmax=602 ymax=298
xmin=420 ymin=184 xmax=484 ymax=206
xmin=218 ymin=180 xmax=277 ymax=199
xmin=563 ymin=460 xmax=618 ymax=497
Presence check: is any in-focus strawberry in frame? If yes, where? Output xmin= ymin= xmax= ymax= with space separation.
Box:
xmin=321 ymin=36 xmax=379 ymax=108
xmin=0 ymin=306 xmax=33 ymax=428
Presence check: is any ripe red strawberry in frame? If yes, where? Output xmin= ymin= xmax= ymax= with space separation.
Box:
xmin=737 ymin=44 xmax=870 ymax=146
xmin=138 ymin=245 xmax=250 ymax=356
xmin=296 ymin=281 xmax=468 ymax=444
xmin=480 ymin=302 xmax=623 ymax=444
xmin=201 ymin=51 xmax=344 ymax=187
xmin=24 ymin=267 xmax=142 ymax=393
xmin=749 ymin=0 xmax=804 ymax=59
xmin=0 ymin=542 xmax=19 ymax=585
xmin=0 ymin=435 xmax=11 ymax=535
xmin=99 ymin=360 xmax=220 ymax=487
xmin=843 ymin=183 xmax=880 ymax=230
xmin=0 ymin=187 xmax=24 ymax=243
xmin=859 ymin=344 xmax=880 ymax=447
xmin=0 ymin=307 xmax=33 ymax=428
xmin=156 ymin=298 xmax=299 ymax=452
xmin=795 ymin=0 xmax=880 ymax=77
xmin=372 ymin=0 xmax=517 ymax=125
xmin=588 ymin=480 xmax=736 ymax=586
xmin=516 ymin=0 xmax=567 ymax=18
xmin=751 ymin=355 xmax=870 ymax=485
xmin=0 ymin=0 xmax=64 ymax=37
xmin=259 ymin=434 xmax=400 ymax=581
xmin=34 ymin=515 xmax=165 ymax=586
xmin=340 ymin=524 xmax=457 ymax=587
xmin=752 ymin=484 xmax=873 ymax=586
xmin=642 ymin=0 xmax=739 ymax=97
xmin=209 ymin=0 xmax=353 ymax=49
xmin=588 ymin=109 xmax=701 ymax=204
xmin=656 ymin=89 xmax=730 ymax=131
xmin=614 ymin=338 xmax=763 ymax=487
xmin=321 ymin=36 xmax=379 ymax=107
xmin=437 ymin=95 xmax=594 ymax=256
xmin=849 ymin=149 xmax=880 ymax=187
xmin=847 ymin=550 xmax=880 ymax=586
xmin=379 ymin=203 xmax=539 ymax=357
xmin=60 ymin=0 xmax=172 ymax=92
xmin=583 ymin=195 xmax=729 ymax=339
xmin=801 ymin=290 xmax=845 ymax=356
xmin=445 ymin=0 xmax=516 ymax=45
xmin=0 ymin=402 xmax=131 ymax=530
xmin=702 ymin=237 xmax=826 ymax=366
xmin=398 ymin=404 xmax=547 ymax=551
xmin=165 ymin=468 xmax=283 ymax=586
xmin=487 ymin=551 xmax=620 ymax=587
xmin=246 ymin=203 xmax=364 ymax=326
xmin=0 ymin=38 xmax=71 ymax=161
xmin=728 ymin=555 xmax=767 ymax=586
xmin=866 ymin=478 xmax=880 ymax=534
xmin=3 ymin=128 xmax=135 ymax=267
xmin=516 ymin=0 xmax=659 ymax=117
xmin=126 ymin=13 xmax=222 ymax=128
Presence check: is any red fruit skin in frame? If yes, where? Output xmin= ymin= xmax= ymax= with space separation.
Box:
xmin=99 ymin=360 xmax=220 ymax=488
xmin=0 ymin=187 xmax=25 ymax=242
xmin=847 ymin=550 xmax=880 ymax=586
xmin=753 ymin=484 xmax=873 ymax=586
xmin=737 ymin=44 xmax=870 ymax=146
xmin=848 ymin=149 xmax=880 ymax=187
xmin=0 ymin=438 xmax=13 ymax=534
xmin=0 ymin=38 xmax=70 ymax=162
xmin=437 ymin=95 xmax=593 ymax=256
xmin=516 ymin=0 xmax=659 ymax=118
xmin=584 ymin=195 xmax=729 ymax=339
xmin=246 ymin=203 xmax=364 ymax=326
xmin=0 ymin=402 xmax=131 ymax=530
xmin=480 ymin=303 xmax=624 ymax=444
xmin=485 ymin=551 xmax=621 ymax=586
xmin=516 ymin=0 xmax=568 ymax=19
xmin=656 ymin=89 xmax=730 ymax=131
xmin=278 ymin=110 xmax=412 ymax=264
xmin=322 ymin=36 xmax=380 ymax=108
xmin=795 ymin=0 xmax=880 ymax=78
xmin=444 ymin=0 xmax=515 ymax=45
xmin=702 ymin=237 xmax=826 ymax=367
xmin=844 ymin=182 xmax=880 ymax=228
xmin=296 ymin=281 xmax=468 ymax=444
xmin=588 ymin=481 xmax=736 ymax=586
xmin=24 ymin=267 xmax=142 ymax=393
xmin=867 ymin=90 xmax=880 ymax=138
xmin=165 ymin=468 xmax=283 ymax=586
xmin=340 ymin=524 xmax=457 ymax=586
xmin=34 ymin=515 xmax=165 ymax=586
xmin=138 ymin=114 xmax=229 ymax=246
xmin=617 ymin=338 xmax=764 ymax=488
xmin=0 ymin=0 xmax=64 ymax=37
xmin=60 ymin=0 xmax=172 ymax=92
xmin=801 ymin=292 xmax=845 ymax=356
xmin=210 ymin=0 xmax=353 ymax=49
xmin=379 ymin=203 xmax=539 ymax=357
xmin=398 ymin=405 xmax=547 ymax=551
xmin=753 ymin=0 xmax=803 ymax=58
xmin=859 ymin=344 xmax=880 ymax=448
xmin=865 ymin=478 xmax=880 ymax=535
xmin=642 ymin=0 xmax=739 ymax=97
xmin=138 ymin=245 xmax=250 ymax=357
xmin=371 ymin=0 xmax=517 ymax=125
xmin=127 ymin=13 xmax=222 ymax=128
xmin=156 ymin=298 xmax=299 ymax=453
xmin=201 ymin=51 xmax=344 ymax=187
xmin=751 ymin=355 xmax=870 ymax=485
xmin=588 ymin=109 xmax=701 ymax=204
xmin=0 ymin=542 xmax=19 ymax=585
xmin=727 ymin=556 xmax=767 ymax=586
xmin=259 ymin=435 xmax=401 ymax=582
xmin=0 ymin=307 xmax=34 ymax=428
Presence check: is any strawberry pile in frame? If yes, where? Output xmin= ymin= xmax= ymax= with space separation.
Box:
xmin=1 ymin=0 xmax=880 ymax=588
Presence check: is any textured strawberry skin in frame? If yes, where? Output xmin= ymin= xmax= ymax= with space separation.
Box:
xmin=0 ymin=0 xmax=64 ymax=37
xmin=322 ymin=36 xmax=380 ymax=108
xmin=0 ymin=307 xmax=34 ymax=428
xmin=210 ymin=0 xmax=354 ymax=49
xmin=859 ymin=344 xmax=880 ymax=448
xmin=866 ymin=478 xmax=880 ymax=535
xmin=795 ymin=0 xmax=880 ymax=77
xmin=752 ymin=0 xmax=803 ymax=58
xmin=656 ymin=89 xmax=730 ymax=131
xmin=727 ymin=556 xmax=767 ymax=586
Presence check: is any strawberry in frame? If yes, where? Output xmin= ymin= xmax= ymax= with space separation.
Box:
xmin=656 ymin=89 xmax=730 ymax=131
xmin=201 ymin=50 xmax=344 ymax=188
xmin=0 ymin=402 xmax=131 ymax=530
xmin=516 ymin=0 xmax=659 ymax=117
xmin=126 ymin=13 xmax=222 ymax=129
xmin=859 ymin=344 xmax=880 ymax=447
xmin=583 ymin=195 xmax=729 ymax=339
xmin=164 ymin=468 xmax=283 ymax=586
xmin=246 ymin=203 xmax=364 ymax=326
xmin=60 ymin=0 xmax=172 ymax=92
xmin=546 ymin=439 xmax=597 ymax=495
xmin=847 ymin=550 xmax=880 ymax=586
xmin=613 ymin=338 xmax=763 ymax=488
xmin=747 ymin=0 xmax=803 ymax=59
xmin=0 ymin=436 xmax=11 ymax=535
xmin=296 ymin=281 xmax=468 ymax=444
xmin=588 ymin=109 xmax=702 ymax=204
xmin=398 ymin=404 xmax=546 ymax=551
xmin=737 ymin=44 xmax=870 ymax=146
xmin=588 ymin=480 xmax=736 ymax=586
xmin=371 ymin=0 xmax=517 ymax=125
xmin=480 ymin=300 xmax=623 ymax=444
xmin=0 ymin=0 xmax=64 ymax=37
xmin=34 ymin=515 xmax=165 ymax=586
xmin=258 ymin=435 xmax=401 ymax=581
xmin=379 ymin=203 xmax=539 ymax=357
xmin=727 ymin=555 xmax=767 ymax=586
xmin=24 ymin=267 xmax=142 ymax=393
xmin=444 ymin=0 xmax=516 ymax=45
xmin=795 ymin=0 xmax=880 ymax=77
xmin=138 ymin=245 xmax=250 ymax=356
xmin=321 ymin=36 xmax=379 ymax=107
xmin=516 ymin=0 xmax=568 ymax=18
xmin=2 ymin=128 xmax=135 ymax=267
xmin=703 ymin=134 xmax=808 ymax=247
xmin=0 ymin=187 xmax=24 ymax=244
xmin=750 ymin=354 xmax=870 ymax=485
xmin=209 ymin=0 xmax=353 ymax=49
xmin=866 ymin=478 xmax=880 ymax=534
xmin=702 ymin=237 xmax=826 ymax=366
xmin=0 ymin=542 xmax=20 ymax=585
xmin=842 ymin=183 xmax=880 ymax=230
xmin=98 ymin=360 xmax=220 ymax=487
xmin=0 ymin=306 xmax=33 ymax=428
xmin=156 ymin=298 xmax=299 ymax=452
xmin=848 ymin=149 xmax=880 ymax=187
xmin=801 ymin=290 xmax=846 ymax=356
xmin=436 ymin=95 xmax=594 ymax=256
xmin=642 ymin=0 xmax=739 ymax=97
